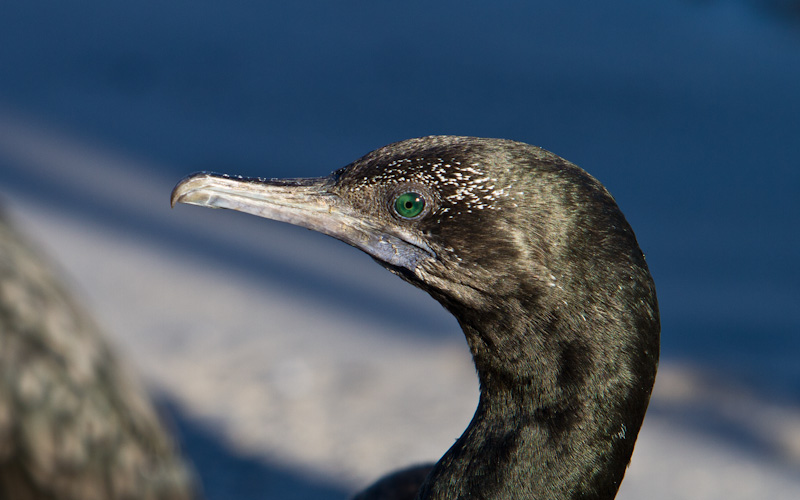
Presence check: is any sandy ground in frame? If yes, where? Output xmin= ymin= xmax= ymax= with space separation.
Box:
xmin=1 ymin=117 xmax=799 ymax=499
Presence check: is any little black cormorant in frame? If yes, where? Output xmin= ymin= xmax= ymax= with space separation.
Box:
xmin=171 ymin=136 xmax=660 ymax=500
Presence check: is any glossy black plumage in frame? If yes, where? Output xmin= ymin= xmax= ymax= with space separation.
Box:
xmin=172 ymin=136 xmax=660 ymax=500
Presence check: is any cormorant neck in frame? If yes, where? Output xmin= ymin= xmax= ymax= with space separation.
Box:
xmin=416 ymin=300 xmax=657 ymax=500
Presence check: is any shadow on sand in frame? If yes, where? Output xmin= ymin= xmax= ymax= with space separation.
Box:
xmin=159 ymin=397 xmax=351 ymax=500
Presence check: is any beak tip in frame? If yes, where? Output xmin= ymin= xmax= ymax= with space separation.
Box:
xmin=170 ymin=172 xmax=211 ymax=209
xmin=169 ymin=185 xmax=185 ymax=208
xmin=169 ymin=184 xmax=185 ymax=208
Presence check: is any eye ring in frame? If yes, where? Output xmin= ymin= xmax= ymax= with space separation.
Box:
xmin=392 ymin=191 xmax=427 ymax=220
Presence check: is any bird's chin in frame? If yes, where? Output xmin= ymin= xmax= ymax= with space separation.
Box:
xmin=357 ymin=227 xmax=437 ymax=274
xmin=373 ymin=258 xmax=420 ymax=284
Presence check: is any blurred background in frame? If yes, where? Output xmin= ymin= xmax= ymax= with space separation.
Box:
xmin=1 ymin=1 xmax=798 ymax=499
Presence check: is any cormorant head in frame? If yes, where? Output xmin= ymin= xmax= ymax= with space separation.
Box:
xmin=172 ymin=136 xmax=658 ymax=381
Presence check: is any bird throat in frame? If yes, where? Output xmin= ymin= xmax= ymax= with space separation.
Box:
xmin=416 ymin=309 xmax=651 ymax=500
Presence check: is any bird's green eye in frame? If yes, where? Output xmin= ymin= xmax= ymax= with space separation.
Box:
xmin=393 ymin=192 xmax=426 ymax=219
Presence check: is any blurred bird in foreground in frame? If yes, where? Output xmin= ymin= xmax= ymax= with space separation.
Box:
xmin=0 ymin=212 xmax=197 ymax=500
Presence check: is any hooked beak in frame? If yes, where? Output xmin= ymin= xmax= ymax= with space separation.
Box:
xmin=171 ymin=172 xmax=434 ymax=272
